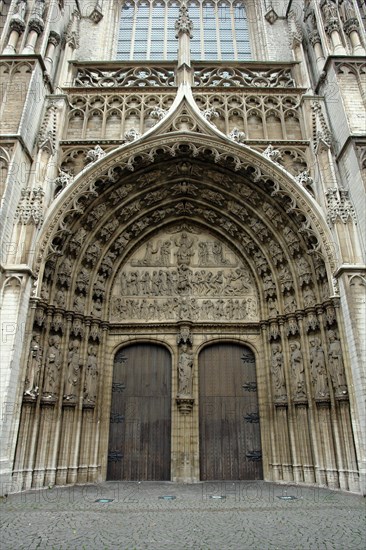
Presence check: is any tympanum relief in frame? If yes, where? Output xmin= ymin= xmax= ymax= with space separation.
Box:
xmin=110 ymin=230 xmax=259 ymax=323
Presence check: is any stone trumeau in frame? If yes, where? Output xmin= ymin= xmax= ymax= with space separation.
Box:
xmin=0 ymin=0 xmax=365 ymax=496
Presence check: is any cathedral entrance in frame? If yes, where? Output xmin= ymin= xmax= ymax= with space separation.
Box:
xmin=199 ymin=343 xmax=262 ymax=480
xmin=107 ymin=344 xmax=172 ymax=481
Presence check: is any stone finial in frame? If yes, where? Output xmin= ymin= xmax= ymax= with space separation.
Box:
xmin=295 ymin=170 xmax=314 ymax=190
xmin=203 ymin=108 xmax=219 ymax=124
xmin=325 ymin=187 xmax=357 ymax=225
xmin=15 ymin=187 xmax=45 ymax=225
xmin=228 ymin=127 xmax=246 ymax=143
xmin=124 ymin=128 xmax=141 ymax=142
xmin=85 ymin=145 xmax=106 ymax=163
xmin=151 ymin=107 xmax=167 ymax=122
xmin=263 ymin=144 xmax=282 ymax=163
xmin=175 ymin=1 xmax=193 ymax=38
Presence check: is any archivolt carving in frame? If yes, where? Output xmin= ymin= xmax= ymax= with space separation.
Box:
xmin=36 ymin=136 xmax=336 ymax=286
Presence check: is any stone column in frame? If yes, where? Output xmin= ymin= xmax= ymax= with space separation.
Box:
xmin=3 ymin=14 xmax=26 ymax=54
xmin=325 ymin=19 xmax=346 ymax=54
xmin=44 ymin=31 xmax=61 ymax=73
xmin=344 ymin=18 xmax=365 ymax=55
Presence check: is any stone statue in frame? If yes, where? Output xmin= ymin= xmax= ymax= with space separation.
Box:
xmin=271 ymin=343 xmax=287 ymax=400
xmin=289 ymin=341 xmax=306 ymax=398
xmin=310 ymin=337 xmax=329 ymax=399
xmin=24 ymin=333 xmax=42 ymax=397
xmin=327 ymin=330 xmax=347 ymax=395
xmin=175 ymin=232 xmax=194 ymax=265
xmin=43 ymin=335 xmax=61 ymax=399
xmin=64 ymin=339 xmax=82 ymax=401
xmin=84 ymin=345 xmax=98 ymax=404
xmin=14 ymin=0 xmax=27 ymax=20
xmin=178 ymin=344 xmax=194 ymax=396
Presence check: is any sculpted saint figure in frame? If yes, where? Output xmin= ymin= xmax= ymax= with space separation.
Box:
xmin=310 ymin=337 xmax=329 ymax=398
xmin=290 ymin=341 xmax=306 ymax=398
xmin=175 ymin=232 xmax=194 ymax=265
xmin=271 ymin=343 xmax=287 ymax=400
xmin=43 ymin=335 xmax=61 ymax=398
xmin=178 ymin=344 xmax=194 ymax=395
xmin=327 ymin=330 xmax=347 ymax=394
xmin=64 ymin=339 xmax=82 ymax=401
xmin=24 ymin=333 xmax=42 ymax=397
xmin=84 ymin=346 xmax=98 ymax=404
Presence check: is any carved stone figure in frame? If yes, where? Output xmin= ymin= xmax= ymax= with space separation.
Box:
xmin=290 ymin=341 xmax=306 ymax=398
xmin=310 ymin=337 xmax=329 ymax=399
xmin=57 ymin=257 xmax=72 ymax=288
xmin=43 ymin=335 xmax=61 ymax=399
xmin=178 ymin=344 xmax=194 ymax=396
xmin=24 ymin=334 xmax=42 ymax=398
xmin=159 ymin=240 xmax=171 ymax=266
xmin=76 ymin=267 xmax=90 ymax=293
xmin=296 ymin=256 xmax=312 ymax=286
xmin=14 ymin=0 xmax=27 ymax=20
xmin=303 ymin=285 xmax=316 ymax=308
xmin=175 ymin=232 xmax=194 ymax=265
xmin=198 ymin=242 xmax=210 ymax=266
xmin=84 ymin=345 xmax=98 ymax=404
xmin=55 ymin=289 xmax=66 ymax=308
xmin=271 ymin=343 xmax=287 ymax=400
xmin=327 ymin=330 xmax=348 ymax=395
xmin=284 ymin=292 xmax=297 ymax=314
xmin=73 ymin=293 xmax=86 ymax=314
xmin=64 ymin=339 xmax=82 ymax=401
xmin=92 ymin=298 xmax=102 ymax=317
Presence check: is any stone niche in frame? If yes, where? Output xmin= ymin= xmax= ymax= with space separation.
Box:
xmin=110 ymin=228 xmax=259 ymax=323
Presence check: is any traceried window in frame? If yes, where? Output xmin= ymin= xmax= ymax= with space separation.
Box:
xmin=116 ymin=0 xmax=251 ymax=61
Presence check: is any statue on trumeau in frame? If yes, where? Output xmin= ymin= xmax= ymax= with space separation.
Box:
xmin=178 ymin=344 xmax=194 ymax=396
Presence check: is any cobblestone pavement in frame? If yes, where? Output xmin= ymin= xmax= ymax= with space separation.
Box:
xmin=1 ymin=481 xmax=365 ymax=549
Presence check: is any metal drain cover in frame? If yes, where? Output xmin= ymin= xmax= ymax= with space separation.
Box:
xmin=209 ymin=495 xmax=226 ymax=500
xmin=159 ymin=495 xmax=176 ymax=500
xmin=95 ymin=499 xmax=114 ymax=503
xmin=277 ymin=495 xmax=298 ymax=501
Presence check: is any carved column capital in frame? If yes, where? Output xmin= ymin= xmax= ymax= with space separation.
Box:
xmin=48 ymin=31 xmax=61 ymax=47
xmin=28 ymin=16 xmax=44 ymax=34
xmin=343 ymin=17 xmax=360 ymax=35
xmin=9 ymin=16 xmax=26 ymax=34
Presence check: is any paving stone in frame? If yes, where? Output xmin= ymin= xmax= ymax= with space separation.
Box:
xmin=0 ymin=482 xmax=365 ymax=550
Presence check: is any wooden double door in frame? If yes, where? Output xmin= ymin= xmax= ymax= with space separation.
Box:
xmin=107 ymin=341 xmax=262 ymax=481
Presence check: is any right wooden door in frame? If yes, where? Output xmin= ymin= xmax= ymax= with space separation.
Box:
xmin=199 ymin=342 xmax=263 ymax=480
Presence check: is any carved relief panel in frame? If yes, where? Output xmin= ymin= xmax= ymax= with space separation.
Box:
xmin=110 ymin=229 xmax=259 ymax=323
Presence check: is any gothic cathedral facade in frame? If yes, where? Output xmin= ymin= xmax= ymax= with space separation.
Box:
xmin=0 ymin=0 xmax=365 ymax=495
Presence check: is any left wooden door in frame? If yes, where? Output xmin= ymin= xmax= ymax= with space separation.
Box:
xmin=107 ymin=343 xmax=172 ymax=480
